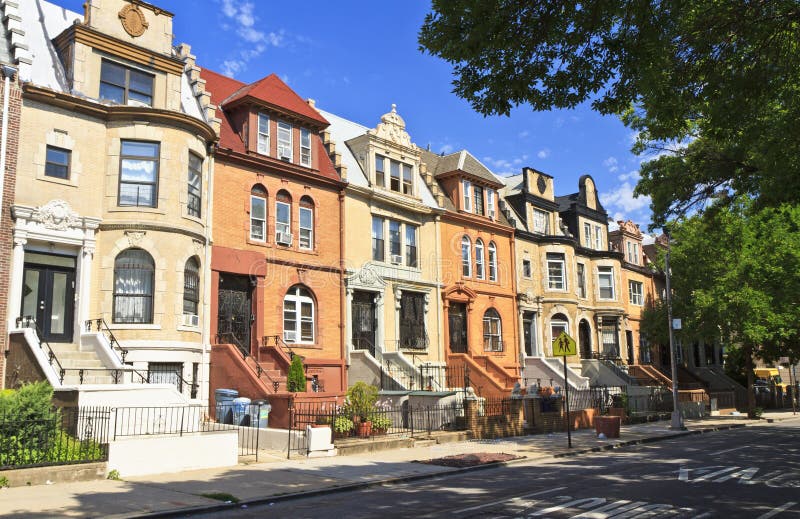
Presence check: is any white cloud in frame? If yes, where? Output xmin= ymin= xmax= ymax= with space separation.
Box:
xmin=617 ymin=169 xmax=640 ymax=182
xmin=537 ymin=148 xmax=550 ymax=159
xmin=217 ymin=1 xmax=284 ymax=77
xmin=518 ymin=130 xmax=530 ymax=139
xmin=603 ymin=156 xmax=619 ymax=173
xmin=600 ymin=182 xmax=651 ymax=214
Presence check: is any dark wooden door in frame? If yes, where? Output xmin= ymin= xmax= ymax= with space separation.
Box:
xmin=21 ymin=258 xmax=76 ymax=343
xmin=217 ymin=274 xmax=252 ymax=354
xmin=449 ymin=303 xmax=467 ymax=353
xmin=351 ymin=291 xmax=376 ymax=357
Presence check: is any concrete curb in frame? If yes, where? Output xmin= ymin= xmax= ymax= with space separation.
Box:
xmin=125 ymin=421 xmax=758 ymax=519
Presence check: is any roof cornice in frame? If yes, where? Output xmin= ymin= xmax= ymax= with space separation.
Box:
xmin=215 ymin=147 xmax=347 ymax=190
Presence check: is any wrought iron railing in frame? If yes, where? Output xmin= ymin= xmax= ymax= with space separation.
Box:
xmin=84 ymin=318 xmax=128 ymax=363
xmin=263 ymin=334 xmax=297 ymax=361
xmin=16 ymin=316 xmax=66 ymax=384
xmin=352 ymin=336 xmax=376 ymax=358
xmin=217 ymin=332 xmax=281 ymax=392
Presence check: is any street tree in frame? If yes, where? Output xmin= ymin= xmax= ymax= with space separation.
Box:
xmin=419 ymin=1 xmax=800 ymax=225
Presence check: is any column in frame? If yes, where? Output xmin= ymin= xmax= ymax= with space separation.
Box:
xmin=344 ymin=285 xmax=353 ymax=366
xmin=77 ymin=244 xmax=95 ymax=335
xmin=8 ymin=235 xmax=26 ymax=328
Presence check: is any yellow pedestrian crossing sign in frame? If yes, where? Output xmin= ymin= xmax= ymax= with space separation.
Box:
xmin=552 ymin=332 xmax=577 ymax=356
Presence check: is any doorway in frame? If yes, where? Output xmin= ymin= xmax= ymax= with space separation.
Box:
xmin=21 ymin=253 xmax=77 ymax=343
xmin=352 ymin=290 xmax=377 ymax=357
xmin=217 ymin=274 xmax=253 ymax=354
xmin=448 ymin=302 xmax=467 ymax=353
xmin=522 ymin=311 xmax=536 ymax=356
xmin=579 ymin=319 xmax=592 ymax=359
xmin=626 ymin=330 xmax=634 ymax=364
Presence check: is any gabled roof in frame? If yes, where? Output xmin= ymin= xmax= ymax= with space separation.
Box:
xmin=219 ymin=73 xmax=328 ymax=127
xmin=420 ymin=149 xmax=504 ymax=188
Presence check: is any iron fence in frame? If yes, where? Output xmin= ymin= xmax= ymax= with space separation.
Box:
xmin=566 ymin=385 xmax=625 ymax=414
xmin=0 ymin=406 xmax=110 ymax=470
xmin=627 ymin=386 xmax=674 ymax=414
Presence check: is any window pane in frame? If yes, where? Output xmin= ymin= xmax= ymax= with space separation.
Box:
xmin=276 ymin=202 xmax=290 ymax=234
xmin=121 ymin=158 xmax=156 ymax=182
xmin=300 ymin=207 xmax=312 ymax=228
xmin=45 ymin=146 xmax=70 ymax=179
xmin=251 ymin=197 xmax=265 ymax=219
xmin=389 ymin=220 xmax=401 ymax=255
xmin=101 ymin=61 xmax=126 ymax=84
xmin=122 ymin=141 xmax=157 ymax=158
xmin=129 ymin=69 xmax=153 ymax=95
xmin=99 ymin=83 xmax=125 ymax=103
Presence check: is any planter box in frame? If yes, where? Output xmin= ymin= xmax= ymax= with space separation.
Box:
xmin=594 ymin=416 xmax=621 ymax=438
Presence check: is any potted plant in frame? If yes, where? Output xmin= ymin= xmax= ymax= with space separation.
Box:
xmin=370 ymin=414 xmax=392 ymax=435
xmin=333 ymin=415 xmax=354 ymax=438
xmin=346 ymin=382 xmax=379 ymax=438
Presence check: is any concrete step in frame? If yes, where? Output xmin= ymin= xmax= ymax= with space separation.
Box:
xmin=59 ymin=359 xmax=105 ymax=369
xmin=62 ymin=374 xmax=116 ymax=385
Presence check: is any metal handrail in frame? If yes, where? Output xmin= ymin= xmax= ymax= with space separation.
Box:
xmin=85 ymin=318 xmax=129 ymax=363
xmin=16 ymin=316 xmax=66 ymax=383
xmin=217 ymin=332 xmax=281 ymax=392
xmin=263 ymin=334 xmax=297 ymax=361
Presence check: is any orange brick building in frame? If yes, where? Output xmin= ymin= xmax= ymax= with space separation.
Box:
xmin=421 ymin=150 xmax=520 ymax=397
xmin=202 ymin=70 xmax=347 ymax=400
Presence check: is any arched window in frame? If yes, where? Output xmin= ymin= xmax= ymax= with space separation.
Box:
xmin=299 ymin=196 xmax=314 ymax=250
xmin=488 ymin=242 xmax=498 ymax=281
xmin=250 ymin=184 xmax=267 ymax=241
xmin=276 ymin=190 xmax=292 ymax=245
xmin=461 ymin=236 xmax=472 ymax=277
xmin=113 ymin=248 xmax=155 ymax=324
xmin=475 ymin=239 xmax=485 ymax=279
xmin=183 ymin=257 xmax=200 ymax=317
xmin=283 ymin=285 xmax=314 ymax=343
xmin=483 ymin=308 xmax=502 ymax=351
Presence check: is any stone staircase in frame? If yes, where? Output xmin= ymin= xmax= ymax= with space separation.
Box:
xmin=48 ymin=342 xmax=116 ymax=385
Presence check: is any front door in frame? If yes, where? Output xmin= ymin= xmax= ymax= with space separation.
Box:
xmin=579 ymin=320 xmax=592 ymax=359
xmin=448 ymin=302 xmax=467 ymax=353
xmin=352 ymin=291 xmax=376 ymax=357
xmin=217 ymin=274 xmax=253 ymax=354
xmin=21 ymin=253 xmax=77 ymax=343
xmin=523 ymin=311 xmax=535 ymax=356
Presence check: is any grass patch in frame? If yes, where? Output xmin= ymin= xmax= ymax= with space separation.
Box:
xmin=200 ymin=492 xmax=240 ymax=503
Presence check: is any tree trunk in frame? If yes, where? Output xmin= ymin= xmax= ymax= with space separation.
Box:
xmin=744 ymin=343 xmax=757 ymax=418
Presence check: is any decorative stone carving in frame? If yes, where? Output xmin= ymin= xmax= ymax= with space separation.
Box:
xmin=119 ymin=4 xmax=149 ymax=37
xmin=617 ymin=220 xmax=642 ymax=238
xmin=348 ymin=266 xmax=386 ymax=290
xmin=125 ymin=231 xmax=146 ymax=247
xmin=370 ymin=104 xmax=414 ymax=148
xmin=537 ymin=175 xmax=547 ymax=194
xmin=32 ymin=200 xmax=80 ymax=231
xmin=192 ymin=239 xmax=204 ymax=256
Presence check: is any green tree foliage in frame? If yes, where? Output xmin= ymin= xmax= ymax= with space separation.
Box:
xmin=419 ymin=1 xmax=800 ymax=225
xmin=286 ymin=355 xmax=306 ymax=393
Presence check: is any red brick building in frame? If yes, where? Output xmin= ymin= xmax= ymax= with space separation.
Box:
xmin=202 ymin=70 xmax=347 ymax=402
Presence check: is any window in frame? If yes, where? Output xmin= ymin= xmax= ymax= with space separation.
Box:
xmin=601 ymin=317 xmax=619 ymax=357
xmin=300 ymin=129 xmax=312 ymax=167
xmin=399 ymin=292 xmax=427 ymax=349
xmin=550 ymin=314 xmax=569 ymax=351
xmin=187 ymin=153 xmax=202 ymax=218
xmin=405 ymin=224 xmax=418 ymax=267
xmin=598 ymin=266 xmax=615 ymax=299
xmin=250 ymin=185 xmax=267 ymax=241
xmin=257 ymin=113 xmax=270 ymax=154
xmin=283 ymin=285 xmax=314 ymax=343
xmin=533 ymin=209 xmax=549 ymax=234
xmin=389 ymin=160 xmax=401 ymax=192
xmin=488 ymin=242 xmax=498 ymax=281
xmin=402 ymin=163 xmax=413 ymax=195
xmin=45 ymin=146 xmax=70 ymax=179
xmin=375 ymin=154 xmax=386 ymax=187
xmin=372 ymin=216 xmax=385 ymax=261
xmin=99 ymin=59 xmax=153 ymax=106
xmin=547 ymin=252 xmax=565 ymax=290
xmin=594 ymin=225 xmax=602 ymax=250
xmin=277 ymin=121 xmax=293 ymax=161
xmin=183 ymin=257 xmax=200 ymax=317
xmin=475 ymin=239 xmax=485 ymax=279
xmin=113 ymin=249 xmax=155 ymax=324
xmin=276 ymin=192 xmax=292 ymax=244
xmin=389 ymin=220 xmax=402 ymax=262
xmin=522 ymin=259 xmax=532 ymax=278
xmin=299 ymin=197 xmax=314 ymax=250
xmin=629 ymin=280 xmax=644 ymax=306
xmin=583 ymin=223 xmax=592 ymax=247
xmin=627 ymin=242 xmax=639 ymax=264
xmin=483 ymin=309 xmax=502 ymax=351
xmin=473 ymin=185 xmax=484 ymax=215
xmin=461 ymin=236 xmax=472 ymax=277
xmin=119 ymin=140 xmax=159 ymax=207
xmin=577 ymin=263 xmax=587 ymax=298
xmin=487 ymin=189 xmax=496 ymax=219
xmin=462 ymin=180 xmax=472 ymax=212
xmin=148 ymin=362 xmax=183 ymax=393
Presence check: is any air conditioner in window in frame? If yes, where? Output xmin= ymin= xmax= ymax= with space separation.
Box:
xmin=391 ymin=254 xmax=403 ymax=264
xmin=183 ymin=314 xmax=199 ymax=327
xmin=276 ymin=232 xmax=293 ymax=246
xmin=284 ymin=331 xmax=296 ymax=343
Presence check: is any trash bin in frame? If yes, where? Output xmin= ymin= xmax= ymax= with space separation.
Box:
xmin=215 ymin=388 xmax=238 ymax=424
xmin=233 ymin=397 xmax=252 ymax=426
xmin=252 ymin=399 xmax=271 ymax=428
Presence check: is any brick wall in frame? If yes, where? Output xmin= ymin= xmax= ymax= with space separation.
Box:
xmin=464 ymin=398 xmax=525 ymax=439
xmin=0 ymin=74 xmax=22 ymax=389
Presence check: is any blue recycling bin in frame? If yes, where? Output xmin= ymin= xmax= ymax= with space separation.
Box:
xmin=215 ymin=388 xmax=238 ymax=424
xmin=252 ymin=400 xmax=271 ymax=428
xmin=232 ymin=397 xmax=252 ymax=426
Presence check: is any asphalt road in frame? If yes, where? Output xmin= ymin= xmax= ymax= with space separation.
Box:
xmin=191 ymin=420 xmax=800 ymax=518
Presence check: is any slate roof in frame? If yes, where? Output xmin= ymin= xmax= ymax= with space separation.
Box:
xmin=420 ymin=149 xmax=504 ymax=188
xmin=220 ymin=73 xmax=329 ymax=127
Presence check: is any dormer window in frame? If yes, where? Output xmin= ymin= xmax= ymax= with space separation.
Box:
xmin=594 ymin=225 xmax=603 ymax=250
xmin=627 ymin=241 xmax=640 ymax=264
xmin=375 ymin=155 xmax=386 ymax=187
xmin=487 ymin=189 xmax=496 ymax=219
xmin=100 ymin=59 xmax=153 ymax=106
xmin=473 ymin=185 xmax=485 ymax=215
xmin=402 ymin=164 xmax=413 ymax=194
xmin=257 ymin=113 xmax=270 ymax=155
xmin=390 ymin=161 xmax=401 ymax=191
xmin=277 ymin=121 xmax=293 ymax=161
xmin=462 ymin=180 xmax=472 ymax=212
xmin=374 ymin=155 xmax=414 ymax=194
xmin=300 ymin=129 xmax=312 ymax=167
xmin=533 ymin=209 xmax=549 ymax=234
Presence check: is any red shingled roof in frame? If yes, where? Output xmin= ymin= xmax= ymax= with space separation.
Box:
xmin=200 ymin=68 xmax=341 ymax=183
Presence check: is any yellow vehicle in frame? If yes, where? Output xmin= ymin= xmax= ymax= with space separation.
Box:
xmin=754 ymin=368 xmax=788 ymax=390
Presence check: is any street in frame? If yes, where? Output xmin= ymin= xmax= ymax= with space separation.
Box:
xmin=189 ymin=420 xmax=800 ymax=518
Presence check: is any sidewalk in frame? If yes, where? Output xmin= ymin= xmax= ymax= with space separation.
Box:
xmin=1 ymin=412 xmax=797 ymax=518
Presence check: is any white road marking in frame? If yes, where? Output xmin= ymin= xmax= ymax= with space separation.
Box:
xmin=529 ymin=497 xmax=607 ymax=516
xmin=679 ymin=467 xmax=690 ymax=481
xmin=692 ymin=466 xmax=739 ymax=482
xmin=450 ymin=486 xmax=567 ymax=514
xmin=756 ymin=502 xmax=797 ymax=519
xmin=709 ymin=445 xmax=748 ymax=456
xmin=610 ymin=503 xmax=676 ymax=519
xmin=714 ymin=467 xmax=759 ymax=484
xmin=572 ymin=500 xmax=648 ymax=518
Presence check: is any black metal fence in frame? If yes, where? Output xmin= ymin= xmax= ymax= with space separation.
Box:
xmin=755 ymin=385 xmax=798 ymax=410
xmin=0 ymin=406 xmax=110 ymax=470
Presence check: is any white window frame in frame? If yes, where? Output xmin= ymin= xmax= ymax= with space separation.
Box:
xmin=598 ymin=266 xmax=615 ymax=300
xmin=257 ymin=113 xmax=270 ymax=155
xmin=594 ymin=225 xmax=602 ymax=250
xmin=372 ymin=216 xmax=385 ymax=262
xmin=276 ymin=200 xmax=291 ymax=238
xmin=533 ymin=209 xmax=549 ymax=234
xmin=483 ymin=309 xmax=503 ymax=352
xmin=550 ymin=319 xmax=569 ymax=352
xmin=283 ymin=286 xmax=314 ymax=344
xmin=405 ymin=224 xmax=418 ymax=267
xmin=583 ymin=222 xmax=592 ymax=247
xmin=299 ymin=206 xmax=313 ymax=250
xmin=547 ymin=253 xmax=566 ymax=290
xmin=375 ymin=154 xmax=386 ymax=188
xmin=488 ymin=242 xmax=498 ymax=282
xmin=475 ymin=239 xmax=485 ymax=279
xmin=461 ymin=236 xmax=472 ymax=277
xmin=250 ymin=195 xmax=266 ymax=242
xmin=402 ymin=163 xmax=414 ymax=195
xmin=487 ymin=189 xmax=496 ymax=219
xmin=462 ymin=180 xmax=472 ymax=212
xmin=300 ymin=128 xmax=312 ymax=167
xmin=277 ymin=121 xmax=293 ymax=161
xmin=522 ymin=259 xmax=532 ymax=278
xmin=629 ymin=280 xmax=644 ymax=306
xmin=577 ymin=262 xmax=587 ymax=298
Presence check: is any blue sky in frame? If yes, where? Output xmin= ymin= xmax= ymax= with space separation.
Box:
xmin=59 ymin=0 xmax=653 ymax=227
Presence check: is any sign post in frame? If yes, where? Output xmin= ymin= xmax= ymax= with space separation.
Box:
xmin=552 ymin=332 xmax=577 ymax=448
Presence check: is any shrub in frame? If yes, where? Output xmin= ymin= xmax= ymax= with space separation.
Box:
xmin=345 ymin=382 xmax=379 ymax=421
xmin=333 ymin=415 xmax=354 ymax=434
xmin=370 ymin=414 xmax=392 ymax=431
xmin=286 ymin=355 xmax=306 ymax=393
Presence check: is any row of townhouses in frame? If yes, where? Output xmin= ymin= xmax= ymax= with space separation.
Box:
xmin=0 ymin=0 xmax=736 ymax=412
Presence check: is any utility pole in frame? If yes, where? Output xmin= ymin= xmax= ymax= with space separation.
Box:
xmin=664 ymin=230 xmax=685 ymax=430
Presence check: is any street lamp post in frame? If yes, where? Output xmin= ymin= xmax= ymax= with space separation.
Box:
xmin=664 ymin=231 xmax=685 ymax=430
